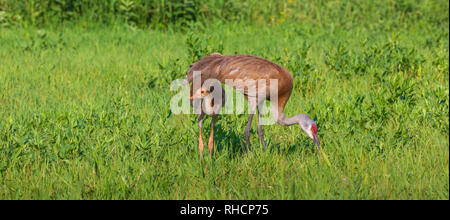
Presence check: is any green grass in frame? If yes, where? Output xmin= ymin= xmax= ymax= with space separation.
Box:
xmin=0 ymin=1 xmax=448 ymax=199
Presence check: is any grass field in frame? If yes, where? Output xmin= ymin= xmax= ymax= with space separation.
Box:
xmin=0 ymin=0 xmax=448 ymax=199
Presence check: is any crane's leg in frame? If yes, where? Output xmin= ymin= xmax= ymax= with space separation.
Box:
xmin=245 ymin=100 xmax=257 ymax=152
xmin=257 ymin=106 xmax=267 ymax=150
xmin=208 ymin=115 xmax=217 ymax=157
xmin=198 ymin=113 xmax=205 ymax=160
xmin=244 ymin=114 xmax=254 ymax=151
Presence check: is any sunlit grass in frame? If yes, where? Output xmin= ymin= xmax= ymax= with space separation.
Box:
xmin=0 ymin=5 xmax=448 ymax=199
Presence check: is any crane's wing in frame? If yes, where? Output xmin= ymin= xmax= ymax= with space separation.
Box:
xmin=184 ymin=53 xmax=224 ymax=85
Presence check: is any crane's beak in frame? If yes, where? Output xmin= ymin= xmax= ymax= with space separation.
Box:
xmin=189 ymin=94 xmax=200 ymax=100
xmin=313 ymin=135 xmax=320 ymax=152
xmin=190 ymin=93 xmax=207 ymax=100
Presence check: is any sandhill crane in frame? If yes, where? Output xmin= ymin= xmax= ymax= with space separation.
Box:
xmin=189 ymin=81 xmax=225 ymax=160
xmin=185 ymin=53 xmax=320 ymax=156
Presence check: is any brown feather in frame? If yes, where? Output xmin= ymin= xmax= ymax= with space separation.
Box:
xmin=186 ymin=54 xmax=293 ymax=115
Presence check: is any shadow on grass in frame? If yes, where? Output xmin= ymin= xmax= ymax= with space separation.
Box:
xmin=213 ymin=122 xmax=247 ymax=159
xmin=194 ymin=114 xmax=319 ymax=160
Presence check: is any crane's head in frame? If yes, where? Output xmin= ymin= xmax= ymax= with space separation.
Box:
xmin=189 ymin=83 xmax=225 ymax=116
xmin=190 ymin=88 xmax=210 ymax=100
xmin=298 ymin=114 xmax=320 ymax=151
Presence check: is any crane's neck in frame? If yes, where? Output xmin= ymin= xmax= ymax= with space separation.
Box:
xmin=204 ymin=95 xmax=222 ymax=114
xmin=276 ymin=112 xmax=301 ymax=126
